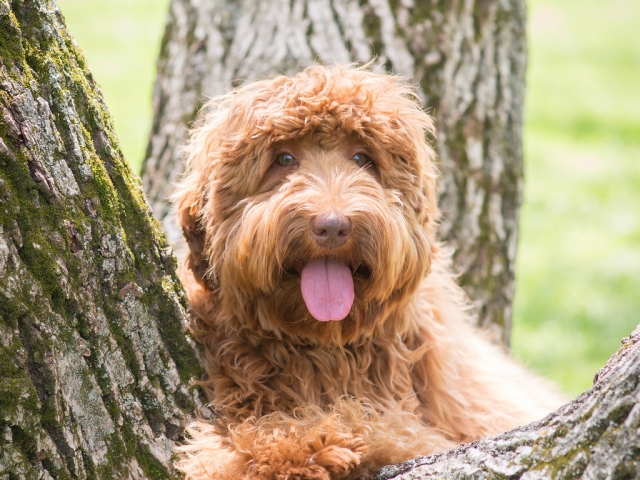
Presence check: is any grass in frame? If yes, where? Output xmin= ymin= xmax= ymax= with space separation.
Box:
xmin=56 ymin=0 xmax=640 ymax=398
xmin=512 ymin=0 xmax=640 ymax=396
xmin=56 ymin=0 xmax=169 ymax=171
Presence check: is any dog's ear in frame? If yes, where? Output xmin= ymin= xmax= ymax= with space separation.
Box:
xmin=174 ymin=169 xmax=211 ymax=285
xmin=173 ymin=99 xmax=230 ymax=287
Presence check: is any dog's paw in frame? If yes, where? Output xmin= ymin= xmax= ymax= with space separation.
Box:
xmin=309 ymin=434 xmax=366 ymax=477
xmin=250 ymin=460 xmax=332 ymax=480
xmin=247 ymin=431 xmax=367 ymax=480
xmin=274 ymin=465 xmax=331 ymax=480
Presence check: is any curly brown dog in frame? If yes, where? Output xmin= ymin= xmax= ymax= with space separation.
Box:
xmin=173 ymin=65 xmax=563 ymax=479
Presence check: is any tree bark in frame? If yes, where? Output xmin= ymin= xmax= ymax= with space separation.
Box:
xmin=376 ymin=324 xmax=640 ymax=479
xmin=0 ymin=1 xmax=209 ymax=478
xmin=141 ymin=0 xmax=526 ymax=345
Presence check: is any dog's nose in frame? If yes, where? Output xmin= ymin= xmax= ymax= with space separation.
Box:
xmin=311 ymin=212 xmax=352 ymax=248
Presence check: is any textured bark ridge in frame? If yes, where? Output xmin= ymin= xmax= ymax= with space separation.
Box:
xmin=377 ymin=325 xmax=640 ymax=480
xmin=142 ymin=0 xmax=527 ymax=344
xmin=0 ymin=1 xmax=209 ymax=478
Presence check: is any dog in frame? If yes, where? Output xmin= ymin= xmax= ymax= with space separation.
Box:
xmin=173 ymin=65 xmax=563 ymax=479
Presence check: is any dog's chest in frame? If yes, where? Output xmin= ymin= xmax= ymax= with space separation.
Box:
xmin=252 ymin=342 xmax=421 ymax=412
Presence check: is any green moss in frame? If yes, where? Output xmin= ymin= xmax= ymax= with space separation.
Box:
xmin=10 ymin=425 xmax=38 ymax=465
xmin=144 ymin=279 xmax=202 ymax=386
xmin=0 ymin=9 xmax=25 ymax=65
xmin=607 ymin=401 xmax=634 ymax=427
xmin=548 ymin=449 xmax=589 ymax=479
xmin=612 ymin=456 xmax=640 ymax=480
xmin=0 ymin=378 xmax=39 ymax=421
xmin=0 ymin=289 xmax=23 ymax=339
xmin=121 ymin=421 xmax=137 ymax=456
xmin=136 ymin=442 xmax=172 ymax=479
xmin=360 ymin=7 xmax=384 ymax=62
xmin=41 ymin=458 xmax=73 ymax=480
xmin=113 ymin=421 xmax=176 ymax=478
xmin=101 ymin=434 xmax=128 ymax=477
xmin=580 ymin=405 xmax=596 ymax=423
xmin=101 ymin=303 xmax=142 ymax=383
xmin=403 ymin=0 xmax=437 ymax=27
xmin=40 ymin=396 xmax=59 ymax=431
xmin=1 ymin=4 xmax=202 ymax=477
xmin=75 ymin=314 xmax=124 ymax=422
xmin=19 ymin=235 xmax=65 ymax=309
xmin=0 ymin=144 xmax=85 ymax=321
xmin=521 ymin=434 xmax=595 ymax=479
xmin=81 ymin=137 xmax=122 ymax=221
xmin=80 ymin=449 xmax=98 ymax=480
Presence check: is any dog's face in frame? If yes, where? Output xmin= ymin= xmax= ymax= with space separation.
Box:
xmin=176 ymin=66 xmax=439 ymax=345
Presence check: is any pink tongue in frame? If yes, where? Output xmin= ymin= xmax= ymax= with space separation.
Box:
xmin=300 ymin=258 xmax=354 ymax=321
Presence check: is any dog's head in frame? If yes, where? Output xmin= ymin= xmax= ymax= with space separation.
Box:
xmin=175 ymin=65 xmax=439 ymax=345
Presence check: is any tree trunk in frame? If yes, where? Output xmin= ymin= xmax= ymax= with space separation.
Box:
xmin=141 ymin=0 xmax=526 ymax=345
xmin=0 ymin=1 xmax=209 ymax=478
xmin=377 ymin=325 xmax=640 ymax=480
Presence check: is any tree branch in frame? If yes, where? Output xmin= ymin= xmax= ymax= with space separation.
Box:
xmin=377 ymin=325 xmax=640 ymax=479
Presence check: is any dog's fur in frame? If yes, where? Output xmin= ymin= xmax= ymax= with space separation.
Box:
xmin=174 ymin=65 xmax=563 ymax=479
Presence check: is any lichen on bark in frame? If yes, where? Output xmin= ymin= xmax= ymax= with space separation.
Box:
xmin=0 ymin=1 xmax=208 ymax=478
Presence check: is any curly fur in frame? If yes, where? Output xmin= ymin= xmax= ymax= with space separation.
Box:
xmin=174 ymin=65 xmax=563 ymax=479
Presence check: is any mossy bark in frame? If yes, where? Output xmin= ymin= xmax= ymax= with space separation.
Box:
xmin=377 ymin=325 xmax=640 ymax=480
xmin=141 ymin=0 xmax=526 ymax=345
xmin=0 ymin=1 xmax=208 ymax=478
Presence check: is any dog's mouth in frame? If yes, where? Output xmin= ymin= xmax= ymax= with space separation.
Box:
xmin=284 ymin=258 xmax=371 ymax=322
xmin=284 ymin=261 xmax=371 ymax=279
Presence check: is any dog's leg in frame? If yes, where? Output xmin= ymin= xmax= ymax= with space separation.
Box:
xmin=245 ymin=420 xmax=368 ymax=480
xmin=177 ymin=400 xmax=454 ymax=480
xmin=175 ymin=416 xmax=367 ymax=480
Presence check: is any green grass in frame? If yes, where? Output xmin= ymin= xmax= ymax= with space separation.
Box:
xmin=512 ymin=0 xmax=640 ymax=396
xmin=55 ymin=0 xmax=640 ymax=398
xmin=57 ymin=0 xmax=169 ymax=172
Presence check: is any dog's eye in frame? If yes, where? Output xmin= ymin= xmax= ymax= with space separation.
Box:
xmin=351 ymin=153 xmax=371 ymax=168
xmin=277 ymin=153 xmax=297 ymax=167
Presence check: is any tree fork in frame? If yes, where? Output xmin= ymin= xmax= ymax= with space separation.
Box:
xmin=0 ymin=1 xmax=208 ymax=478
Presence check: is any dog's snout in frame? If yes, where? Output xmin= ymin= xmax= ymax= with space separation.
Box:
xmin=311 ymin=212 xmax=352 ymax=248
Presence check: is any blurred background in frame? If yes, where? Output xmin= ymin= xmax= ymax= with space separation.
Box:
xmin=57 ymin=0 xmax=640 ymax=398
